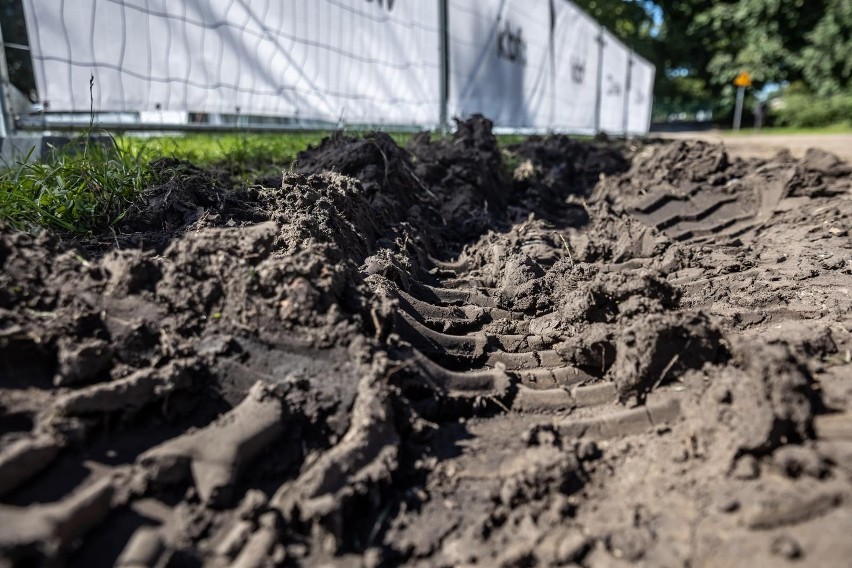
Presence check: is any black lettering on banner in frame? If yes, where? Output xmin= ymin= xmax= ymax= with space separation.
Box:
xmin=605 ymin=74 xmax=622 ymax=96
xmin=497 ymin=21 xmax=526 ymax=65
xmin=365 ymin=0 xmax=395 ymax=12
xmin=571 ymin=56 xmax=585 ymax=84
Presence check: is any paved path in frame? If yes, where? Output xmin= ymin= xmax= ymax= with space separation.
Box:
xmin=656 ymin=130 xmax=852 ymax=162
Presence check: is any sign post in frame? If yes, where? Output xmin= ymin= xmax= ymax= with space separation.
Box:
xmin=732 ymin=71 xmax=751 ymax=131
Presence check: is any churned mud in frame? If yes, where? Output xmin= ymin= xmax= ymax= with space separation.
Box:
xmin=1 ymin=117 xmax=850 ymax=567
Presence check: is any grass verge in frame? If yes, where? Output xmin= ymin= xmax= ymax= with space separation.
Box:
xmin=0 ymin=137 xmax=153 ymax=233
xmin=722 ymin=123 xmax=852 ymax=136
xmin=1 ymin=129 xmax=550 ymax=235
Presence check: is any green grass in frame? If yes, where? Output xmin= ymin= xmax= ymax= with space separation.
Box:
xmin=770 ymin=93 xmax=852 ymax=129
xmin=722 ymin=123 xmax=852 ymax=136
xmin=0 ymin=131 xmax=343 ymax=234
xmin=1 ymin=129 xmax=568 ymax=235
xmin=118 ymin=130 xmax=423 ymax=171
xmin=119 ymin=132 xmax=330 ymax=172
xmin=0 ymin=137 xmax=153 ymax=233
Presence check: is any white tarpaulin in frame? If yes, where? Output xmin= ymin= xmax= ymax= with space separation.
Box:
xmin=627 ymin=54 xmax=655 ymax=134
xmin=552 ymin=0 xmax=600 ymax=134
xmin=19 ymin=0 xmax=655 ymax=133
xmin=598 ymin=28 xmax=630 ymax=135
xmin=446 ymin=0 xmax=553 ymax=129
xmin=22 ymin=0 xmax=443 ymax=126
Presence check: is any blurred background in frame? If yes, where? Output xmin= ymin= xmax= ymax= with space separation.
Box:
xmin=577 ymin=0 xmax=852 ymax=130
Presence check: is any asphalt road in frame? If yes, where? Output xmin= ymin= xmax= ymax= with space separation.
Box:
xmin=656 ymin=130 xmax=852 ymax=162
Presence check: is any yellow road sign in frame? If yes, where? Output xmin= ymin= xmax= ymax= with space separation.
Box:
xmin=734 ymin=71 xmax=752 ymax=88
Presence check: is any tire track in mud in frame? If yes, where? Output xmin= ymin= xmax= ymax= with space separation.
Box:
xmin=1 ymin=119 xmax=851 ymax=566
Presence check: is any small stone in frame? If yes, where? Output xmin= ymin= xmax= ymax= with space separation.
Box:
xmin=771 ymin=535 xmax=802 ymax=559
xmin=549 ymin=494 xmax=574 ymax=519
xmin=773 ymin=445 xmax=827 ymax=479
xmin=820 ymin=255 xmax=846 ymax=271
xmin=237 ymin=489 xmax=268 ymax=519
xmin=608 ymin=527 xmax=650 ymax=562
xmin=363 ymin=547 xmax=384 ymax=568
xmin=577 ymin=440 xmax=601 ymax=461
xmin=732 ymin=455 xmax=760 ymax=480
xmin=287 ymin=543 xmax=308 ymax=558
xmin=717 ymin=499 xmax=740 ymax=513
xmin=499 ymin=479 xmax=519 ymax=506
xmin=556 ymin=533 xmax=590 ymax=564
xmin=271 ymin=545 xmax=287 ymax=564
xmin=714 ymin=387 xmax=733 ymax=404
xmin=54 ymin=338 xmax=114 ymax=386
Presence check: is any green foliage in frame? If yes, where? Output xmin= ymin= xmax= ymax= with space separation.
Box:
xmin=0 ymin=137 xmax=153 ymax=233
xmin=572 ymin=0 xmax=657 ymax=60
xmin=795 ymin=0 xmax=852 ymax=96
xmin=693 ymin=0 xmax=821 ymax=88
xmin=653 ymin=74 xmax=714 ymax=120
xmin=652 ymin=0 xmax=825 ymax=93
xmin=770 ymin=93 xmax=852 ymax=128
xmin=649 ymin=0 xmax=852 ymax=118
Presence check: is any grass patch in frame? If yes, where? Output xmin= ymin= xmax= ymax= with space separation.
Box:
xmin=0 ymin=137 xmax=153 ymax=234
xmin=119 ymin=130 xmax=419 ymax=172
xmin=1 ymin=128 xmax=578 ymax=235
xmin=0 ymin=130 xmax=412 ymax=234
xmin=119 ymin=132 xmax=330 ymax=172
xmin=722 ymin=123 xmax=852 ymax=136
xmin=770 ymin=93 xmax=852 ymax=129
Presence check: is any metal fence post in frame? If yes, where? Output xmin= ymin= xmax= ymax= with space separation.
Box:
xmin=623 ymin=51 xmax=633 ymax=136
xmin=593 ymin=26 xmax=605 ymax=134
xmin=438 ymin=0 xmax=450 ymax=133
xmin=0 ymin=22 xmax=19 ymax=138
xmin=548 ymin=0 xmax=556 ymax=132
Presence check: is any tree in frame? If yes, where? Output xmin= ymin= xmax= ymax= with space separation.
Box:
xmin=571 ymin=0 xmax=658 ymax=61
xmin=795 ymin=0 xmax=852 ymax=95
xmin=689 ymin=0 xmax=825 ymax=88
xmin=629 ymin=0 xmax=849 ymax=117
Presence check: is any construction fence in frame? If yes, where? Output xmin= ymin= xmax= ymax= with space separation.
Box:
xmin=11 ymin=0 xmax=655 ymax=135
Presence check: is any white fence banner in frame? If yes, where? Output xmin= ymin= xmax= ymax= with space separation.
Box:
xmin=627 ymin=54 xmax=655 ymax=134
xmin=551 ymin=0 xmax=600 ymax=134
xmin=21 ymin=0 xmax=443 ymax=126
xmin=447 ymin=0 xmax=553 ymax=129
xmin=19 ymin=0 xmax=656 ymax=133
xmin=598 ymin=29 xmax=629 ymax=135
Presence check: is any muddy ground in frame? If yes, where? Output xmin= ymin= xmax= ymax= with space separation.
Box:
xmin=1 ymin=116 xmax=850 ymax=567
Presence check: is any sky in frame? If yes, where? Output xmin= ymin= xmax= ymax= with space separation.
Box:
xmin=641 ymin=1 xmax=664 ymax=37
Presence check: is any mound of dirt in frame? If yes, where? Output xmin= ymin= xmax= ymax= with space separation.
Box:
xmin=114 ymin=159 xmax=229 ymax=247
xmin=406 ymin=115 xmax=511 ymax=241
xmin=1 ymin=121 xmax=851 ymax=567
xmin=507 ymin=134 xmax=629 ymax=224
